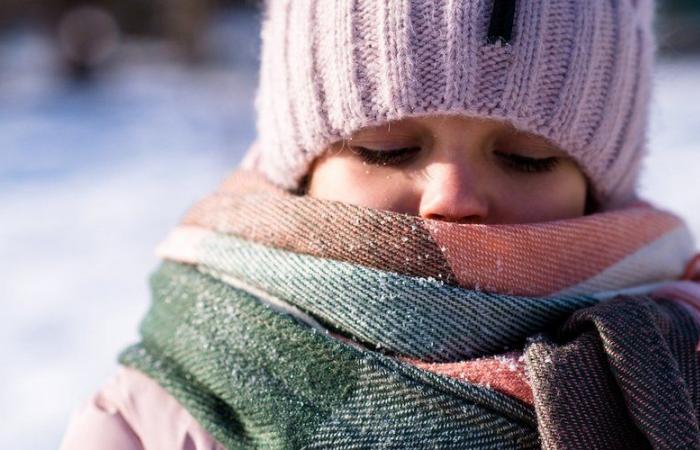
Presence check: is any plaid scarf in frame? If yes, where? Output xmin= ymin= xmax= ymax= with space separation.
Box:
xmin=119 ymin=170 xmax=700 ymax=449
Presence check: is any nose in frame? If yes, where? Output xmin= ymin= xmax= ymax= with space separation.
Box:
xmin=418 ymin=162 xmax=489 ymax=223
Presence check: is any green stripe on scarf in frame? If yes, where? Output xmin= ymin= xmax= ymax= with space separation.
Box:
xmin=120 ymin=262 xmax=539 ymax=449
xmin=194 ymin=232 xmax=602 ymax=362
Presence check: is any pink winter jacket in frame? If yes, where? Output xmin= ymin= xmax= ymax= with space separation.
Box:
xmin=59 ymin=366 xmax=225 ymax=450
xmin=59 ymin=281 xmax=700 ymax=450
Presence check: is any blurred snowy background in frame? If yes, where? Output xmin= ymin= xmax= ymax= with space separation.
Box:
xmin=1 ymin=1 xmax=699 ymax=448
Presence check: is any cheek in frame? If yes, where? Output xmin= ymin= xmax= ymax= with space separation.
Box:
xmin=493 ymin=166 xmax=588 ymax=222
xmin=307 ymin=156 xmax=419 ymax=214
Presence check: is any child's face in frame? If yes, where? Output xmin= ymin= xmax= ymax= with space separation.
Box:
xmin=306 ymin=115 xmax=588 ymax=224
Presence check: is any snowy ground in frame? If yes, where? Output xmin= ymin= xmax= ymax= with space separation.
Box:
xmin=0 ymin=29 xmax=257 ymax=449
xmin=1 ymin=29 xmax=699 ymax=449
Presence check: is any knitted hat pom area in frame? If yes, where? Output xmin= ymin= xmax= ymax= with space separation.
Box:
xmin=246 ymin=0 xmax=655 ymax=212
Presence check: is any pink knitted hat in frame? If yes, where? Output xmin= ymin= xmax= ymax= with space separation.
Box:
xmin=248 ymin=0 xmax=656 ymax=209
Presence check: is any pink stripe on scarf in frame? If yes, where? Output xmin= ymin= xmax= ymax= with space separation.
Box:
xmin=427 ymin=205 xmax=685 ymax=296
xmin=403 ymin=352 xmax=533 ymax=405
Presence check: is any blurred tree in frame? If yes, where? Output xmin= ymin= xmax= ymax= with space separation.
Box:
xmin=0 ymin=0 xmax=47 ymax=29
xmin=661 ymin=0 xmax=700 ymax=13
xmin=1 ymin=0 xmax=259 ymax=62
xmin=40 ymin=0 xmax=157 ymax=35
xmin=658 ymin=0 xmax=700 ymax=54
xmin=155 ymin=0 xmax=213 ymax=62
xmin=57 ymin=5 xmax=120 ymax=80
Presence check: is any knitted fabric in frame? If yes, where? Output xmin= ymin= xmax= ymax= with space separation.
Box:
xmin=118 ymin=169 xmax=700 ymax=448
xmin=174 ymin=171 xmax=693 ymax=298
xmin=253 ymin=0 xmax=655 ymax=208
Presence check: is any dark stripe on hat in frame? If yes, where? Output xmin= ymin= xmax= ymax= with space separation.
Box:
xmin=487 ymin=0 xmax=516 ymax=44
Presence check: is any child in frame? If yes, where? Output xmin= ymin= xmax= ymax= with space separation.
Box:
xmin=61 ymin=0 xmax=700 ymax=448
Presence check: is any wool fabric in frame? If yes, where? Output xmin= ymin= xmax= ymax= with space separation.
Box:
xmin=252 ymin=0 xmax=655 ymax=208
xmin=116 ymin=169 xmax=700 ymax=449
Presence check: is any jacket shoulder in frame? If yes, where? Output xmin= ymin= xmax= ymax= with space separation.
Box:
xmin=59 ymin=365 xmax=225 ymax=450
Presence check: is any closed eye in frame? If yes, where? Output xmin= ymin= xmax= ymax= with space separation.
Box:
xmin=350 ymin=146 xmax=421 ymax=166
xmin=494 ymin=150 xmax=560 ymax=173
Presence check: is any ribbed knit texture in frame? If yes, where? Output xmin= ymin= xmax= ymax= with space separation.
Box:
xmin=253 ymin=0 xmax=656 ymax=208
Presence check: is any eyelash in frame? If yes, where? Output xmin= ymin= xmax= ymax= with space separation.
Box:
xmin=493 ymin=150 xmax=560 ymax=173
xmin=351 ymin=146 xmax=560 ymax=173
xmin=351 ymin=146 xmax=420 ymax=166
